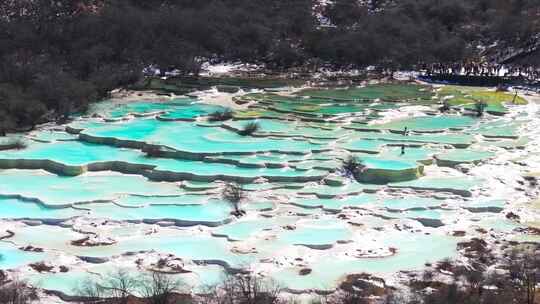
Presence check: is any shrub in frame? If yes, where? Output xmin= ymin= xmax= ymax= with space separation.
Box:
xmin=157 ymin=258 xmax=168 ymax=269
xmin=339 ymin=155 xmax=365 ymax=179
xmin=208 ymin=109 xmax=234 ymax=122
xmin=0 ymin=138 xmax=27 ymax=151
xmin=12 ymin=139 xmax=27 ymax=150
xmin=439 ymin=100 xmax=451 ymax=112
xmin=422 ymin=269 xmax=434 ymax=282
xmin=29 ymin=262 xmax=54 ymax=273
xmin=238 ymin=122 xmax=260 ymax=136
xmin=145 ymin=146 xmax=162 ymax=158
xmin=474 ymin=101 xmax=488 ymax=117
xmin=437 ymin=258 xmax=455 ymax=272
xmin=0 ymin=112 xmax=15 ymax=137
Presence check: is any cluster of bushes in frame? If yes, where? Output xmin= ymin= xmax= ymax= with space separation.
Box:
xmin=407 ymin=245 xmax=540 ymax=304
xmin=0 ymin=0 xmax=538 ymax=132
xmin=0 ymin=242 xmax=538 ymax=304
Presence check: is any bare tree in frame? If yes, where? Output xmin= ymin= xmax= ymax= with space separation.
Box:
xmin=197 ymin=284 xmax=223 ymax=304
xmin=140 ymin=271 xmax=185 ymax=304
xmin=75 ymin=269 xmax=141 ymax=304
xmin=76 ymin=270 xmax=187 ymax=304
xmin=384 ymin=291 xmax=421 ymax=304
xmin=202 ymin=273 xmax=281 ymax=304
xmin=507 ymin=249 xmax=540 ymax=304
xmin=104 ymin=269 xmax=141 ymax=304
xmin=332 ymin=289 xmax=369 ymax=304
xmin=222 ymin=183 xmax=246 ymax=217
xmin=0 ymin=278 xmax=38 ymax=304
xmin=75 ymin=277 xmax=106 ymax=303
xmin=233 ymin=274 xmax=280 ymax=304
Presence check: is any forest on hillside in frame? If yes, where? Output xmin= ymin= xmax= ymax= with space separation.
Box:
xmin=0 ymin=0 xmax=539 ymax=131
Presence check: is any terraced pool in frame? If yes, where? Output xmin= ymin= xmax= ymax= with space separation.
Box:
xmin=0 ymin=83 xmax=535 ymax=296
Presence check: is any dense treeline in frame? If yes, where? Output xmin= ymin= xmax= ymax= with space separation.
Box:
xmin=0 ymin=0 xmax=538 ymax=131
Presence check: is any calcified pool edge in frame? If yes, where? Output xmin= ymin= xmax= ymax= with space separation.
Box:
xmin=0 ymin=85 xmax=539 ymax=301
